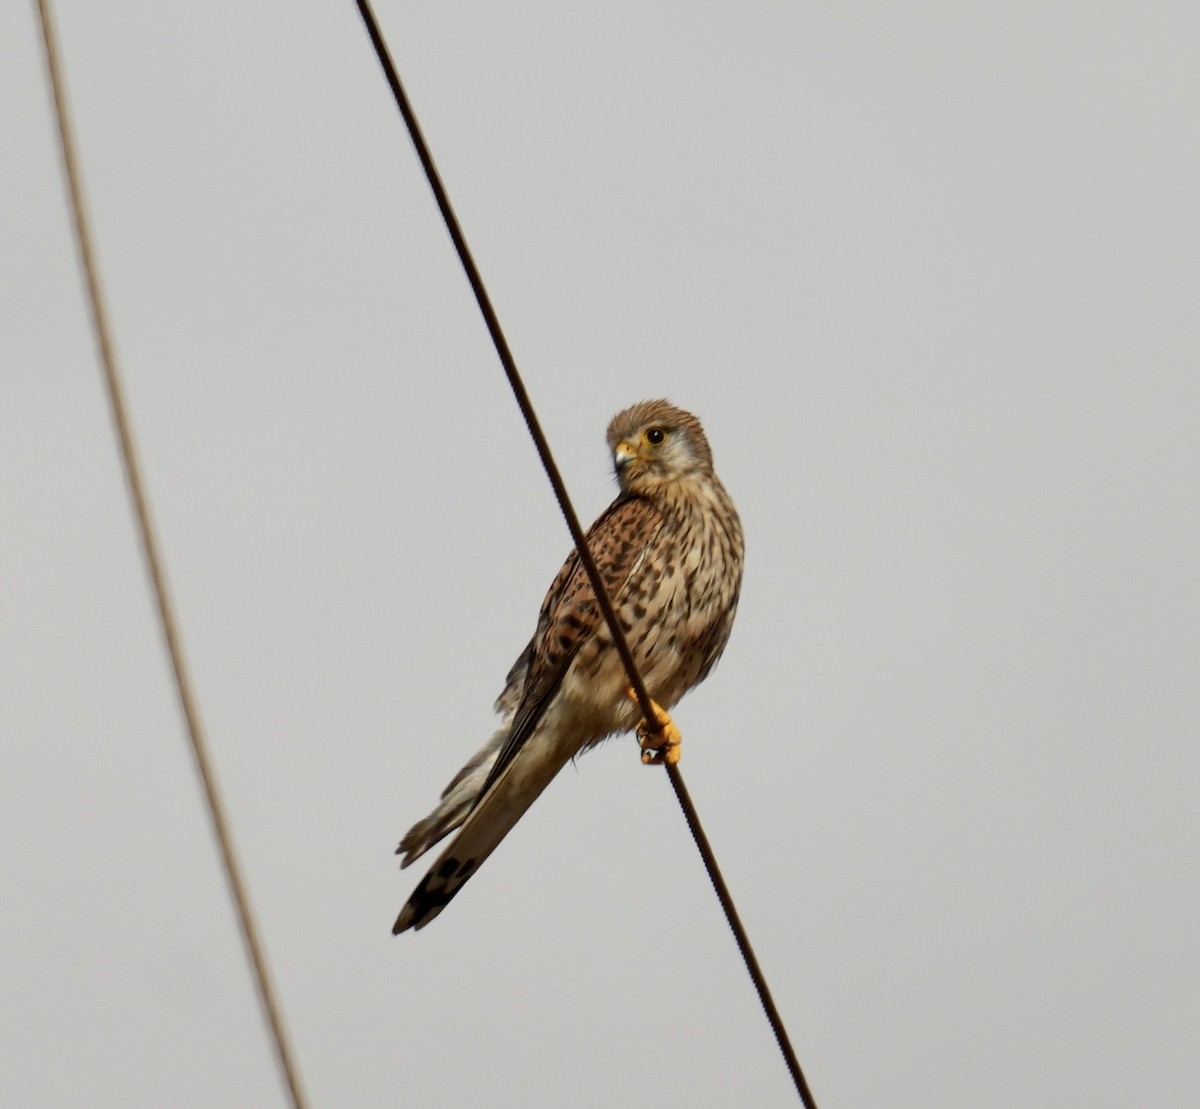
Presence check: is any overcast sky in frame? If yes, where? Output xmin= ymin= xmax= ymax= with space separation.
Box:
xmin=4 ymin=3 xmax=1198 ymax=1106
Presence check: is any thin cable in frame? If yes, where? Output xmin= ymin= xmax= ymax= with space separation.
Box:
xmin=354 ymin=5 xmax=817 ymax=1104
xmin=33 ymin=5 xmax=310 ymax=1107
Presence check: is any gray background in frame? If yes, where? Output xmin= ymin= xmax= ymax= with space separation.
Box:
xmin=4 ymin=3 xmax=1197 ymax=1106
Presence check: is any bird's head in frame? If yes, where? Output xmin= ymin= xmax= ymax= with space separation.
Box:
xmin=606 ymin=399 xmax=714 ymax=494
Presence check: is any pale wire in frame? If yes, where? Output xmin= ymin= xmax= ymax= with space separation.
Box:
xmin=354 ymin=3 xmax=818 ymax=1104
xmin=32 ymin=3 xmax=309 ymax=1106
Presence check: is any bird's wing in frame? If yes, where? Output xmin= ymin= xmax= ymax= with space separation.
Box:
xmin=493 ymin=635 xmax=534 ymax=717
xmin=393 ymin=494 xmax=663 ymax=933
xmin=480 ymin=494 xmax=663 ymax=795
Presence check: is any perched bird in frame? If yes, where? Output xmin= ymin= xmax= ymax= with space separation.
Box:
xmin=394 ymin=399 xmax=743 ymax=933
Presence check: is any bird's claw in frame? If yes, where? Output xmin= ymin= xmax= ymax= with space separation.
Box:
xmin=626 ymin=688 xmax=682 ymax=766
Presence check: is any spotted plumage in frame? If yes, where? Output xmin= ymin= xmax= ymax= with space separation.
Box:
xmin=394 ymin=400 xmax=743 ymax=932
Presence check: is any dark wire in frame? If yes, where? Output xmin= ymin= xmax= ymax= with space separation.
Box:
xmin=32 ymin=2 xmax=309 ymax=1107
xmin=354 ymin=4 xmax=817 ymax=1104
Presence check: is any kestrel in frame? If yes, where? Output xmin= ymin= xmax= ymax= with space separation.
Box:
xmin=394 ymin=399 xmax=743 ymax=933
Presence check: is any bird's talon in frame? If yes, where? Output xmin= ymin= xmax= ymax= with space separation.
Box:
xmin=627 ymin=688 xmax=682 ymax=766
xmin=640 ymin=745 xmax=679 ymax=766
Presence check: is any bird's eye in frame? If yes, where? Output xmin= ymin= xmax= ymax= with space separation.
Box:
xmin=645 ymin=427 xmax=666 ymax=446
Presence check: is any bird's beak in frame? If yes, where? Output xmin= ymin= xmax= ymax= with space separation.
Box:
xmin=614 ymin=441 xmax=638 ymax=472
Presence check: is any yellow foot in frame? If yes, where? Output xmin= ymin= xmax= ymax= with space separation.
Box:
xmin=626 ymin=688 xmax=682 ymax=766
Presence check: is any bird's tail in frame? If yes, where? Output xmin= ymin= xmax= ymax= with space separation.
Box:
xmin=393 ymin=736 xmax=574 ymax=933
xmin=396 ymin=725 xmax=509 ymax=868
